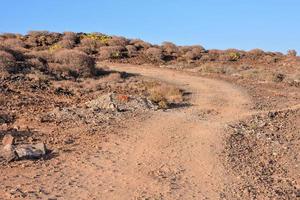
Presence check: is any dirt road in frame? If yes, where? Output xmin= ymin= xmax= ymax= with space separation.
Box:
xmin=87 ymin=63 xmax=251 ymax=199
xmin=1 ymin=64 xmax=252 ymax=199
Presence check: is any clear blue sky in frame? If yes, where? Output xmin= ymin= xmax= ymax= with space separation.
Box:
xmin=0 ymin=0 xmax=299 ymax=53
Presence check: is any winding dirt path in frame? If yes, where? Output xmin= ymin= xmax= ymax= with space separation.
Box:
xmin=0 ymin=64 xmax=252 ymax=199
xmin=88 ymin=63 xmax=252 ymax=199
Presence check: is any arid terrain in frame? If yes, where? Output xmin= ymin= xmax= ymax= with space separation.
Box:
xmin=0 ymin=32 xmax=299 ymax=200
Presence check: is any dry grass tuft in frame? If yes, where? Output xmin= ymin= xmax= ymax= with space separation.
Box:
xmin=146 ymin=82 xmax=184 ymax=108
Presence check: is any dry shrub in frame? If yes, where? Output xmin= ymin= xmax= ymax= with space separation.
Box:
xmin=1 ymin=38 xmax=26 ymax=49
xmin=184 ymin=51 xmax=199 ymax=60
xmin=0 ymin=50 xmax=30 ymax=74
xmin=0 ymin=45 xmax=25 ymax=61
xmin=58 ymin=32 xmax=78 ymax=49
xmin=126 ymin=45 xmax=138 ymax=57
xmin=145 ymin=47 xmax=163 ymax=61
xmin=107 ymin=36 xmax=129 ymax=46
xmin=263 ymin=55 xmax=280 ymax=63
xmin=53 ymin=49 xmax=95 ymax=77
xmin=0 ymin=33 xmax=18 ymax=39
xmin=219 ymin=49 xmax=241 ymax=62
xmin=0 ymin=50 xmax=16 ymax=71
xmin=273 ymin=73 xmax=285 ymax=82
xmin=27 ymin=57 xmax=48 ymax=71
xmin=162 ymin=42 xmax=178 ymax=55
xmin=99 ymin=46 xmax=126 ymax=59
xmin=178 ymin=46 xmax=191 ymax=54
xmin=80 ymin=38 xmax=104 ymax=54
xmin=25 ymin=50 xmax=54 ymax=63
xmin=200 ymin=63 xmax=236 ymax=74
xmin=287 ymin=49 xmax=297 ymax=57
xmin=26 ymin=31 xmax=61 ymax=48
xmin=58 ymin=39 xmax=75 ymax=49
xmin=147 ymin=83 xmax=183 ymax=108
xmin=247 ymin=49 xmax=265 ymax=59
xmin=129 ymin=39 xmax=151 ymax=50
xmin=184 ymin=46 xmax=204 ymax=60
xmin=63 ymin=32 xmax=78 ymax=42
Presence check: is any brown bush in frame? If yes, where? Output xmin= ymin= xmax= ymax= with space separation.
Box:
xmin=63 ymin=32 xmax=78 ymax=41
xmin=0 ymin=50 xmax=30 ymax=74
xmin=26 ymin=31 xmax=61 ymax=48
xmin=125 ymin=45 xmax=138 ymax=57
xmin=0 ymin=45 xmax=25 ymax=61
xmin=287 ymin=49 xmax=297 ymax=57
xmin=247 ymin=49 xmax=265 ymax=60
xmin=0 ymin=50 xmax=16 ymax=68
xmin=53 ymin=49 xmax=95 ymax=77
xmin=99 ymin=46 xmax=126 ymax=59
xmin=0 ymin=33 xmax=18 ymax=39
xmin=263 ymin=55 xmax=280 ymax=63
xmin=57 ymin=39 xmax=74 ymax=49
xmin=27 ymin=57 xmax=48 ymax=71
xmin=219 ymin=49 xmax=242 ymax=62
xmin=184 ymin=46 xmax=204 ymax=60
xmin=25 ymin=50 xmax=54 ymax=63
xmin=184 ymin=51 xmax=198 ymax=60
xmin=107 ymin=36 xmax=129 ymax=46
xmin=1 ymin=38 xmax=26 ymax=49
xmin=178 ymin=46 xmax=190 ymax=54
xmin=129 ymin=39 xmax=151 ymax=50
xmin=162 ymin=42 xmax=178 ymax=55
xmin=80 ymin=38 xmax=104 ymax=54
xmin=200 ymin=51 xmax=220 ymax=62
xmin=145 ymin=47 xmax=163 ymax=61
xmin=57 ymin=32 xmax=78 ymax=49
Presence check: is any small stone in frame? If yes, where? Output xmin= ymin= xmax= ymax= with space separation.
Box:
xmin=15 ymin=143 xmax=47 ymax=159
xmin=2 ymin=134 xmax=15 ymax=146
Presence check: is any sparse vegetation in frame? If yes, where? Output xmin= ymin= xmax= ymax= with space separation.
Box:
xmin=0 ymin=50 xmax=16 ymax=72
xmin=287 ymin=49 xmax=297 ymax=57
xmin=145 ymin=82 xmax=184 ymax=109
xmin=53 ymin=49 xmax=96 ymax=78
xmin=99 ymin=46 xmax=126 ymax=59
xmin=0 ymin=30 xmax=299 ymax=200
xmin=0 ymin=31 xmax=298 ymax=87
xmin=145 ymin=47 xmax=163 ymax=61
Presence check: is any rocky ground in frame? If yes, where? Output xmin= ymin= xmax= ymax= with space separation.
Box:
xmin=0 ymin=31 xmax=299 ymax=199
xmin=223 ymin=108 xmax=300 ymax=199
